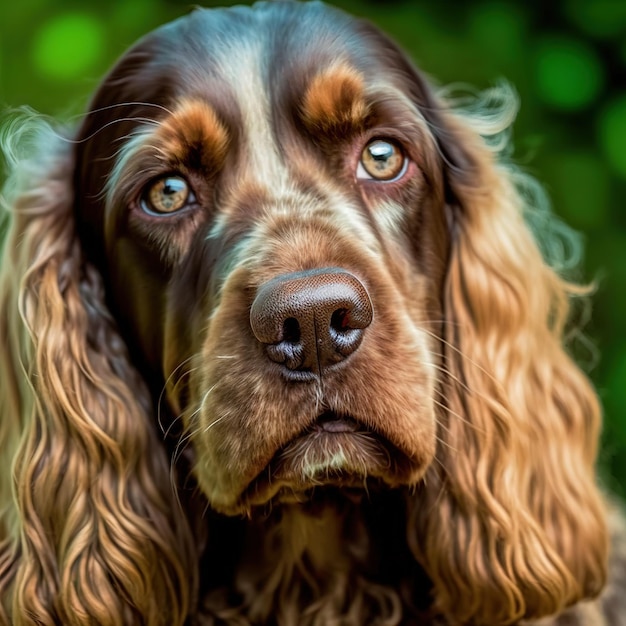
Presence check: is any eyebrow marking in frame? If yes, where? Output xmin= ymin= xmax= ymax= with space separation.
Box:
xmin=300 ymin=62 xmax=370 ymax=135
xmin=153 ymin=98 xmax=230 ymax=173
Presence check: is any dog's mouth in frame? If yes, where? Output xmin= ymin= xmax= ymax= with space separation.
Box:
xmin=242 ymin=411 xmax=418 ymax=508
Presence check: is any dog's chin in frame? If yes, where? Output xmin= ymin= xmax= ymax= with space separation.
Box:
xmin=240 ymin=412 xmax=424 ymax=511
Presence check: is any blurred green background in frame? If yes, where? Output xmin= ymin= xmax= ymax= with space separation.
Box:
xmin=1 ymin=0 xmax=624 ymax=495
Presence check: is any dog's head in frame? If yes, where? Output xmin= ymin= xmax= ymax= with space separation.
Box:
xmin=76 ymin=2 xmax=453 ymax=513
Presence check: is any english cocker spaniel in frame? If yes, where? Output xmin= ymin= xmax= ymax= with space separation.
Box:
xmin=0 ymin=2 xmax=624 ymax=625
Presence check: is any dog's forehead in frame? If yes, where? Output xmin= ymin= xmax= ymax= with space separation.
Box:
xmin=144 ymin=1 xmax=411 ymax=101
xmin=165 ymin=2 xmax=369 ymax=66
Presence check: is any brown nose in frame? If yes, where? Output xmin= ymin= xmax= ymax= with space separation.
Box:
xmin=250 ymin=268 xmax=373 ymax=376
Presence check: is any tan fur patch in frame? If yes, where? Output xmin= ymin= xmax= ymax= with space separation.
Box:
xmin=300 ymin=63 xmax=369 ymax=133
xmin=154 ymin=98 xmax=229 ymax=169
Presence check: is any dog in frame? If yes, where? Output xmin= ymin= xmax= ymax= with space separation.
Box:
xmin=0 ymin=2 xmax=624 ymax=624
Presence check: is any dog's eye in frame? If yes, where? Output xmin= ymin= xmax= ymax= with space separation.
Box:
xmin=357 ymin=139 xmax=407 ymax=181
xmin=141 ymin=176 xmax=194 ymax=215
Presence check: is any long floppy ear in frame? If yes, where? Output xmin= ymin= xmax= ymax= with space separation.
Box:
xmin=408 ymin=88 xmax=608 ymax=625
xmin=0 ymin=116 xmax=195 ymax=624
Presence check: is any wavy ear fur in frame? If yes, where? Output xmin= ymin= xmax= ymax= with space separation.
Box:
xmin=0 ymin=117 xmax=195 ymax=625
xmin=408 ymin=89 xmax=608 ymax=625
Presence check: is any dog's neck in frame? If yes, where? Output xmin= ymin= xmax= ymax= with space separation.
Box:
xmin=199 ymin=490 xmax=434 ymax=624
xmin=239 ymin=497 xmax=371 ymax=586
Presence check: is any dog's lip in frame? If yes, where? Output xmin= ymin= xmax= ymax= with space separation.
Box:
xmin=311 ymin=411 xmax=360 ymax=433
xmin=240 ymin=411 xmax=418 ymax=508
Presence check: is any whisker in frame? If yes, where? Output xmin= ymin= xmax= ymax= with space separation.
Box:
xmin=67 ymin=116 xmax=160 ymax=144
xmin=431 ymin=396 xmax=487 ymax=436
xmin=203 ymin=411 xmax=232 ymax=434
xmin=171 ymin=425 xmax=201 ymax=469
xmin=421 ymin=327 xmax=505 ymax=392
xmin=428 ymin=361 xmax=476 ymax=395
xmin=157 ymin=355 xmax=196 ymax=436
xmin=66 ymin=101 xmax=174 ymax=121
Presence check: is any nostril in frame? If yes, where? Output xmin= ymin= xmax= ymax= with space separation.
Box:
xmin=282 ymin=317 xmax=301 ymax=343
xmin=330 ymin=308 xmax=350 ymax=332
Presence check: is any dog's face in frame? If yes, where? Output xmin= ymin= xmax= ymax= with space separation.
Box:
xmin=75 ymin=2 xmax=452 ymax=514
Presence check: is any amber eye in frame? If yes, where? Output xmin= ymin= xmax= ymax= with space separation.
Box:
xmin=357 ymin=139 xmax=407 ymax=181
xmin=141 ymin=176 xmax=194 ymax=215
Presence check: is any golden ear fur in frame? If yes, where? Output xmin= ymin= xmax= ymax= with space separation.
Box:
xmin=408 ymin=87 xmax=608 ymax=625
xmin=0 ymin=115 xmax=194 ymax=625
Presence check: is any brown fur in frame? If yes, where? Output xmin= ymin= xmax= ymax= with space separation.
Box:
xmin=155 ymin=99 xmax=230 ymax=168
xmin=0 ymin=2 xmax=624 ymax=625
xmin=300 ymin=63 xmax=370 ymax=135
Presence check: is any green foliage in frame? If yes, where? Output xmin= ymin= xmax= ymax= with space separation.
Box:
xmin=0 ymin=0 xmax=624 ymax=494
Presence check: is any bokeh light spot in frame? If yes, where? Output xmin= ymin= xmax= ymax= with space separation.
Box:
xmin=468 ymin=3 xmax=526 ymax=62
xmin=564 ymin=0 xmax=626 ymax=39
xmin=534 ymin=37 xmax=604 ymax=111
xmin=598 ymin=95 xmax=626 ymax=179
xmin=32 ymin=13 xmax=105 ymax=81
